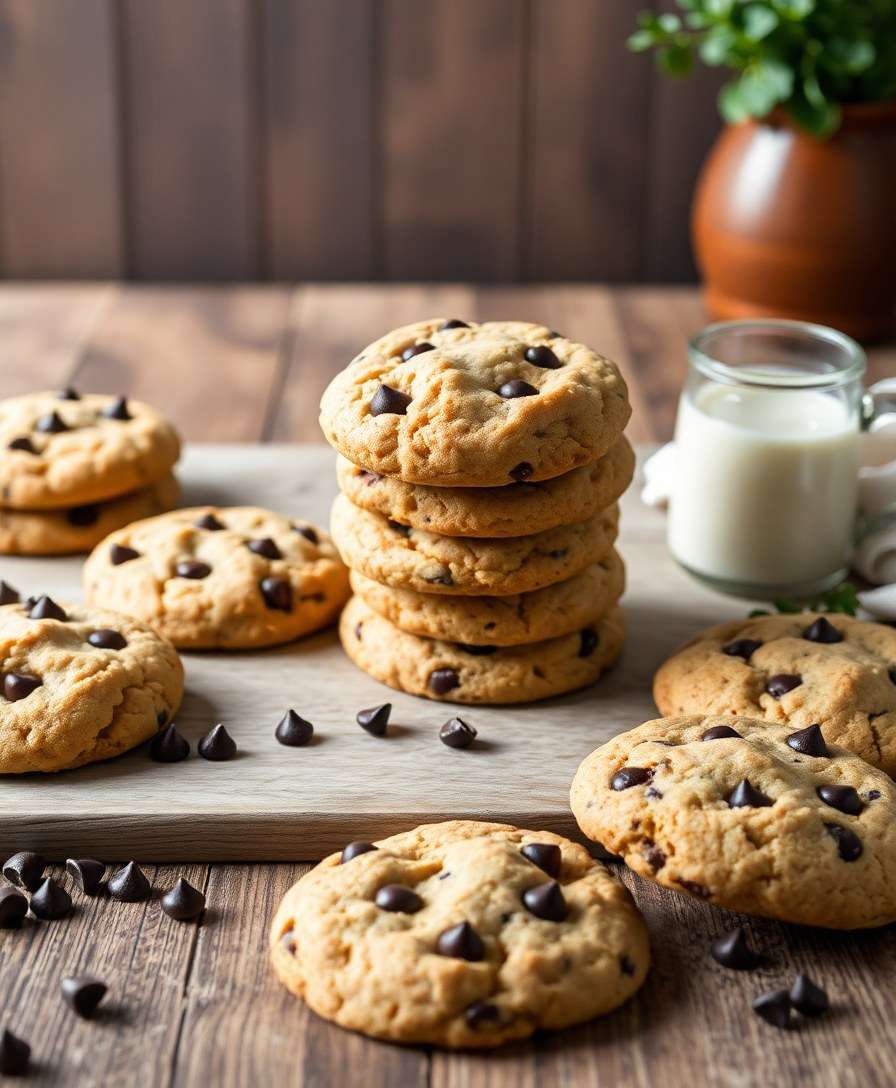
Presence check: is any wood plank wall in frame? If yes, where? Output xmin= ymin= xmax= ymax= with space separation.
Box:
xmin=0 ymin=0 xmax=723 ymax=283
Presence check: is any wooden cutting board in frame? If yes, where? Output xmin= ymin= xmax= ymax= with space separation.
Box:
xmin=0 ymin=444 xmax=748 ymax=861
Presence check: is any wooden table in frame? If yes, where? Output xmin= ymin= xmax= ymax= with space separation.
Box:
xmin=1 ymin=284 xmax=894 ymax=1087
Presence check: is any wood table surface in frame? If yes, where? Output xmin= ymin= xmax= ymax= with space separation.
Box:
xmin=1 ymin=283 xmax=894 ymax=1087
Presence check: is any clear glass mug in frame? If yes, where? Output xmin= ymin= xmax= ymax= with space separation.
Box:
xmin=668 ymin=319 xmax=896 ymax=601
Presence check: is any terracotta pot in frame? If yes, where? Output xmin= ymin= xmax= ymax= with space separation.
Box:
xmin=692 ymin=101 xmax=896 ymax=342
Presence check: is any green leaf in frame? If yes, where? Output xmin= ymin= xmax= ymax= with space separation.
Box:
xmin=628 ymin=28 xmax=658 ymax=52
xmin=748 ymin=609 xmax=771 ymax=617
xmin=699 ymin=25 xmax=738 ymax=65
xmin=774 ymin=0 xmax=814 ymax=17
xmin=772 ymin=598 xmax=802 ymax=613
xmin=658 ymin=43 xmax=694 ymax=76
xmin=657 ymin=12 xmax=682 ymax=33
xmin=813 ymin=582 xmax=860 ymax=616
xmin=826 ymin=37 xmax=875 ymax=75
xmin=706 ymin=0 xmax=736 ymax=16
xmin=718 ymin=79 xmax=751 ymax=122
xmin=788 ymin=92 xmax=841 ymax=135
xmin=743 ymin=4 xmax=779 ymax=40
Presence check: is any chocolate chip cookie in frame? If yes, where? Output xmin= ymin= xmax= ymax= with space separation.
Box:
xmin=0 ymin=595 xmax=183 ymax=773
xmin=336 ymin=437 xmax=634 ymax=538
xmin=331 ymin=493 xmax=619 ymax=597
xmin=83 ymin=506 xmax=350 ymax=649
xmin=340 ymin=596 xmax=624 ymax=703
xmin=350 ymin=548 xmax=625 ymax=646
xmin=270 ymin=819 xmax=649 ymax=1047
xmin=0 ymin=391 xmax=180 ymax=509
xmin=653 ymin=613 xmax=896 ymax=775
xmin=571 ymin=714 xmax=896 ymax=929
xmin=319 ymin=320 xmax=630 ymax=487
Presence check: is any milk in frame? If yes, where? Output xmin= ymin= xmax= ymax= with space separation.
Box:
xmin=669 ymin=380 xmax=859 ymax=595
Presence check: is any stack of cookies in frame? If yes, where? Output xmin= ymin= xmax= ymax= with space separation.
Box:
xmin=320 ymin=319 xmax=633 ymax=704
xmin=0 ymin=390 xmax=181 ymax=555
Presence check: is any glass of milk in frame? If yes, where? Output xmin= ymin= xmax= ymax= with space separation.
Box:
xmin=668 ymin=319 xmax=869 ymax=600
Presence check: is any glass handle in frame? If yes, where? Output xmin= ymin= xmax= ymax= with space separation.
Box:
xmin=862 ymin=377 xmax=896 ymax=430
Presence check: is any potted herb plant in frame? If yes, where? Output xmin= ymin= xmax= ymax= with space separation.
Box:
xmin=631 ymin=0 xmax=896 ymax=340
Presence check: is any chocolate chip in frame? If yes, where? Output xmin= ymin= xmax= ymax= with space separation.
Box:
xmin=890 ymin=669 xmax=896 ymax=685
xmin=67 ymin=503 xmax=99 ymax=527
xmin=817 ymin=784 xmax=863 ymax=815
xmin=868 ymin=789 xmax=881 ymax=800
xmin=825 ymin=822 xmax=862 ymax=861
xmin=429 ymin=668 xmax=460 ymax=695
xmin=198 ymin=724 xmax=237 ymax=761
xmin=722 ymin=638 xmax=763 ymax=660
xmin=65 ymin=858 xmax=105 ymax=896
xmin=439 ymin=319 xmax=469 ymax=330
xmin=195 ymin=513 xmax=225 ymax=531
xmin=579 ymin=628 xmax=599 ymax=657
xmin=0 ymin=1030 xmax=30 ymax=1076
xmin=439 ymin=717 xmax=477 ymax=749
xmin=711 ymin=926 xmax=760 ymax=970
xmin=401 ymin=342 xmax=434 ymax=360
xmin=36 ymin=410 xmax=68 ymax=433
xmin=149 ymin=724 xmax=190 ymax=763
xmin=157 ymin=710 xmax=168 ymax=726
xmin=58 ymin=387 xmax=80 ymax=400
xmin=374 ymin=884 xmax=423 ymax=913
xmin=465 ymin=1001 xmax=500 ymax=1030
xmin=356 ymin=703 xmax=391 ymax=737
xmin=619 ymin=955 xmax=636 ymax=976
xmin=275 ymin=709 xmax=313 ymax=746
xmin=110 ymin=543 xmax=140 ymax=565
xmin=521 ymin=843 xmax=562 ymax=879
xmin=497 ymin=379 xmax=538 ymax=399
xmin=789 ymin=974 xmax=829 ymax=1017
xmin=548 ymin=329 xmax=563 ymax=338
xmin=3 ymin=852 xmax=46 ymax=892
xmin=341 ymin=841 xmax=378 ymax=863
xmin=0 ymin=581 xmax=19 ymax=605
xmin=509 ymin=461 xmax=534 ymax=482
xmin=29 ymin=594 xmax=67 ymax=621
xmin=727 ymin=779 xmax=773 ymax=808
xmin=610 ymin=767 xmax=651 ymax=790
xmin=88 ymin=629 xmax=127 ymax=650
xmin=370 ymin=384 xmax=411 ymax=416
xmin=295 ymin=525 xmax=319 ymax=544
xmin=0 ymin=886 xmax=28 ymax=929
xmin=4 ymin=673 xmax=42 ymax=702
xmin=161 ymin=878 xmax=206 ymax=921
xmin=61 ymin=976 xmax=108 ymax=1018
xmin=786 ymin=724 xmax=829 ymax=757
xmin=261 ymin=576 xmax=293 ymax=612
xmin=645 ymin=786 xmax=663 ymax=799
xmin=436 ymin=921 xmax=485 ymax=961
xmin=175 ymin=559 xmax=211 ymax=579
xmin=524 ymin=345 xmax=560 ymax=369
xmin=766 ymin=674 xmax=801 ymax=698
xmin=8 ymin=435 xmax=37 ymax=453
xmin=700 ymin=726 xmax=742 ymax=743
xmin=103 ymin=396 xmax=131 ymax=421
xmin=644 ymin=843 xmax=667 ymax=871
xmin=547 ymin=548 xmax=567 ymax=559
xmin=455 ymin=643 xmax=496 ymax=656
xmin=107 ymin=861 xmax=151 ymax=902
xmin=30 ymin=878 xmax=73 ymax=920
xmin=247 ymin=537 xmax=281 ymax=559
xmin=752 ymin=989 xmax=792 ymax=1029
xmin=522 ymin=880 xmax=567 ymax=921
xmin=803 ymin=617 xmax=843 ymax=643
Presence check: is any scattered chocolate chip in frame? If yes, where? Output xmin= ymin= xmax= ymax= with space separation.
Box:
xmin=194 ymin=513 xmax=225 ymax=531
xmin=766 ymin=674 xmax=802 ymax=698
xmin=260 ymin=576 xmax=293 ymax=612
xmin=149 ymin=724 xmax=190 ymax=763
xmin=439 ymin=319 xmax=469 ymax=330
xmin=455 ymin=643 xmax=496 ymax=655
xmin=61 ymin=976 xmax=107 ymax=1018
xmin=547 ymin=548 xmax=567 ymax=559
xmin=110 ymin=543 xmax=140 ymax=565
xmin=817 ymin=784 xmax=863 ymax=815
xmin=711 ymin=926 xmax=760 ymax=970
xmin=8 ymin=436 xmax=37 ymax=453
xmin=825 ymin=823 xmax=862 ymax=861
xmin=727 ymin=779 xmax=773 ymax=808
xmin=548 ymin=329 xmax=563 ymax=338
xmin=36 ymin=410 xmax=69 ymax=433
xmin=65 ymin=858 xmax=105 ymax=896
xmin=610 ymin=767 xmax=651 ymax=790
xmin=58 ymin=387 xmax=80 ymax=400
xmin=341 ymin=841 xmax=378 ymax=864
xmin=0 ymin=1029 xmax=30 ymax=1076
xmin=87 ymin=629 xmax=127 ymax=650
xmin=374 ymin=884 xmax=423 ymax=913
xmin=786 ymin=724 xmax=829 ymax=757
xmin=161 ymin=878 xmax=206 ymax=921
xmin=247 ymin=537 xmax=281 ymax=559
xmin=429 ymin=668 xmax=460 ymax=695
xmin=370 ymin=384 xmax=411 ymax=416
xmin=157 ymin=710 xmax=168 ymax=726
xmin=29 ymin=595 xmax=67 ymax=621
xmin=175 ymin=559 xmax=211 ymax=579
xmin=356 ymin=703 xmax=391 ymax=737
xmin=437 ymin=921 xmax=485 ymax=961
xmin=294 ymin=525 xmax=319 ymax=544
xmin=868 ymin=789 xmax=881 ymax=801
xmin=789 ymin=974 xmax=829 ymax=1017
xmin=103 ymin=396 xmax=131 ymax=421
xmin=722 ymin=639 xmax=763 ymax=661
xmin=803 ymin=617 xmax=843 ymax=644
xmin=198 ymin=724 xmax=237 ymax=761
xmin=645 ymin=786 xmax=663 ymax=799
xmin=644 ymin=843 xmax=666 ymax=871
xmin=521 ymin=843 xmax=562 ymax=878
xmin=439 ymin=717 xmax=477 ymax=749
xmin=4 ymin=674 xmax=42 ymax=702
xmin=67 ymin=503 xmax=99 ymax=527
xmin=497 ymin=379 xmax=538 ymax=399
xmin=524 ymin=345 xmax=560 ymax=369
xmin=107 ymin=861 xmax=150 ymax=902
xmin=401 ymin=342 xmax=434 ymax=361
xmin=3 ymin=852 xmax=46 ymax=892
xmin=30 ymin=878 xmax=73 ymax=920
xmin=275 ymin=709 xmax=313 ymax=747
xmin=522 ymin=880 xmax=567 ymax=922
xmin=354 ymin=622 xmax=363 ymax=640
xmin=753 ymin=989 xmax=792 ymax=1029
xmin=579 ymin=628 xmax=599 ymax=657
xmin=465 ymin=1001 xmax=500 ymax=1030
xmin=0 ymin=886 xmax=28 ymax=929
xmin=0 ymin=581 xmax=19 ymax=605
xmin=509 ymin=461 xmax=534 ymax=482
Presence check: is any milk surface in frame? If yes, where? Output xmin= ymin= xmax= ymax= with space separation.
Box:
xmin=668 ymin=380 xmax=859 ymax=592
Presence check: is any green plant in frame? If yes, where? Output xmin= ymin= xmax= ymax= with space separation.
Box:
xmin=629 ymin=0 xmax=896 ymax=136
xmin=748 ymin=581 xmax=860 ymax=617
